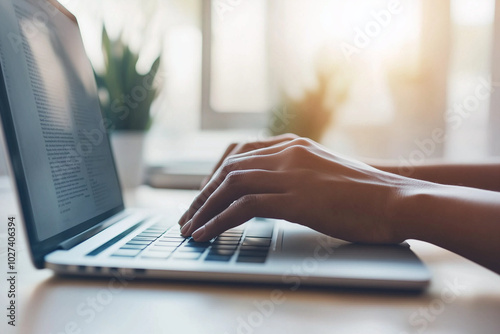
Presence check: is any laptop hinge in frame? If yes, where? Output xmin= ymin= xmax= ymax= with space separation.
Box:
xmin=57 ymin=212 xmax=129 ymax=250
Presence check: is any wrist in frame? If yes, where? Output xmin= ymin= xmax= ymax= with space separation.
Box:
xmin=386 ymin=178 xmax=439 ymax=243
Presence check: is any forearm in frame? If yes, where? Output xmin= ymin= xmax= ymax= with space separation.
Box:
xmin=372 ymin=161 xmax=500 ymax=192
xmin=394 ymin=182 xmax=500 ymax=274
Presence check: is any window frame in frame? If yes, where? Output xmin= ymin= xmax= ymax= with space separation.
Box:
xmin=201 ymin=0 xmax=268 ymax=130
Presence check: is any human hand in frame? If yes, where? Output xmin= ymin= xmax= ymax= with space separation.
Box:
xmin=200 ymin=133 xmax=299 ymax=188
xmin=179 ymin=136 xmax=413 ymax=244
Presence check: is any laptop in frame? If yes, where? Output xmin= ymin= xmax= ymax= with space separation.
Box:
xmin=0 ymin=0 xmax=430 ymax=290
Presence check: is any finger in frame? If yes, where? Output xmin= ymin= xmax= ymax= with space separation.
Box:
xmin=199 ymin=176 xmax=210 ymax=189
xmin=178 ymin=153 xmax=280 ymax=226
xmin=231 ymin=133 xmax=299 ymax=158
xmin=182 ymin=170 xmax=286 ymax=236
xmin=178 ymin=209 xmax=192 ymax=227
xmin=181 ymin=137 xmax=316 ymax=227
xmin=191 ymin=194 xmax=286 ymax=242
xmin=222 ymin=137 xmax=318 ymax=163
xmin=206 ymin=134 xmax=299 ymax=185
xmin=181 ymin=138 xmax=317 ymax=226
xmin=207 ymin=143 xmax=238 ymax=180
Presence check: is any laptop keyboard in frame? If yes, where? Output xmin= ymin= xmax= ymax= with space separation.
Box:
xmin=110 ymin=220 xmax=275 ymax=264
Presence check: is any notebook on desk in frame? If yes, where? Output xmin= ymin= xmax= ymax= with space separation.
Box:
xmin=0 ymin=0 xmax=430 ymax=290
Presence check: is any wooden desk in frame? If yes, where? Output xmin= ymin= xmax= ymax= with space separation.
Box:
xmin=1 ymin=183 xmax=500 ymax=334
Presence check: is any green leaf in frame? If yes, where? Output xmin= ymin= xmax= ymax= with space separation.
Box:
xmin=94 ymin=26 xmax=162 ymax=132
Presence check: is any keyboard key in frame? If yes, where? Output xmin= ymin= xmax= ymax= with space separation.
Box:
xmin=210 ymin=248 xmax=236 ymax=256
xmin=131 ymin=237 xmax=156 ymax=242
xmin=245 ymin=225 xmax=274 ymax=238
xmin=216 ymin=235 xmax=241 ymax=240
xmin=145 ymin=227 xmax=167 ymax=232
xmin=156 ymin=244 xmax=182 ymax=249
xmin=184 ymin=245 xmax=210 ymax=251
xmin=157 ymin=239 xmax=183 ymax=245
xmin=172 ymin=252 xmax=202 ymax=260
xmin=127 ymin=240 xmax=152 ymax=245
xmin=239 ymin=249 xmax=268 ymax=257
xmin=164 ymin=228 xmax=182 ymax=234
xmin=236 ymin=256 xmax=267 ymax=263
xmin=239 ymin=245 xmax=269 ymax=252
xmin=162 ymin=236 xmax=186 ymax=241
xmin=164 ymin=232 xmax=182 ymax=237
xmin=149 ymin=246 xmax=177 ymax=252
xmin=112 ymin=249 xmax=141 ymax=257
xmin=120 ymin=244 xmax=147 ymax=250
xmin=186 ymin=240 xmax=211 ymax=248
xmin=141 ymin=252 xmax=171 ymax=259
xmin=152 ymin=242 xmax=179 ymax=247
xmin=221 ymin=230 xmax=243 ymax=236
xmin=219 ymin=235 xmax=242 ymax=240
xmin=138 ymin=232 xmax=162 ymax=238
xmin=221 ymin=232 xmax=243 ymax=237
xmin=205 ymin=254 xmax=232 ymax=262
xmin=157 ymin=237 xmax=182 ymax=242
xmin=213 ymin=240 xmax=240 ymax=246
xmin=215 ymin=238 xmax=241 ymax=243
xmin=242 ymin=238 xmax=271 ymax=247
xmin=211 ymin=244 xmax=238 ymax=251
xmin=177 ymin=247 xmax=206 ymax=253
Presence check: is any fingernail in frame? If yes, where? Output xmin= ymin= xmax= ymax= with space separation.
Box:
xmin=180 ymin=220 xmax=192 ymax=235
xmin=192 ymin=225 xmax=206 ymax=240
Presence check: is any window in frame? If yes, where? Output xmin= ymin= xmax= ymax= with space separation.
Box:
xmin=446 ymin=0 xmax=496 ymax=160
xmin=61 ymin=0 xmax=498 ymax=163
xmin=202 ymin=0 xmax=270 ymax=129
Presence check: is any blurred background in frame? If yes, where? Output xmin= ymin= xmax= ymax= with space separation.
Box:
xmin=1 ymin=0 xmax=499 ymax=186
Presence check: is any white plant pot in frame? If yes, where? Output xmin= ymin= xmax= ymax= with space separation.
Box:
xmin=110 ymin=131 xmax=146 ymax=189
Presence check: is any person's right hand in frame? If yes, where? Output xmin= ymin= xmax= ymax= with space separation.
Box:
xmin=179 ymin=136 xmax=416 ymax=245
xmin=200 ymin=133 xmax=300 ymax=188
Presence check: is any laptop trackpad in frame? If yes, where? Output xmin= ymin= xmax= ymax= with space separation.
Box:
xmin=281 ymin=223 xmax=347 ymax=255
xmin=281 ymin=224 xmax=414 ymax=263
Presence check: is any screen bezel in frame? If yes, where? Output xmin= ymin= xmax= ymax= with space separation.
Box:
xmin=0 ymin=0 xmax=125 ymax=268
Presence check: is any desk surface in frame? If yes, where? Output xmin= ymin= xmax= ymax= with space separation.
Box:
xmin=1 ymin=183 xmax=500 ymax=334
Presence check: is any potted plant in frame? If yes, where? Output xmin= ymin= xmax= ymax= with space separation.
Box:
xmin=94 ymin=27 xmax=162 ymax=188
xmin=269 ymin=60 xmax=351 ymax=142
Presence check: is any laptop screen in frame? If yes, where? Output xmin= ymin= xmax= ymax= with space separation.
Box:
xmin=0 ymin=0 xmax=123 ymax=256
